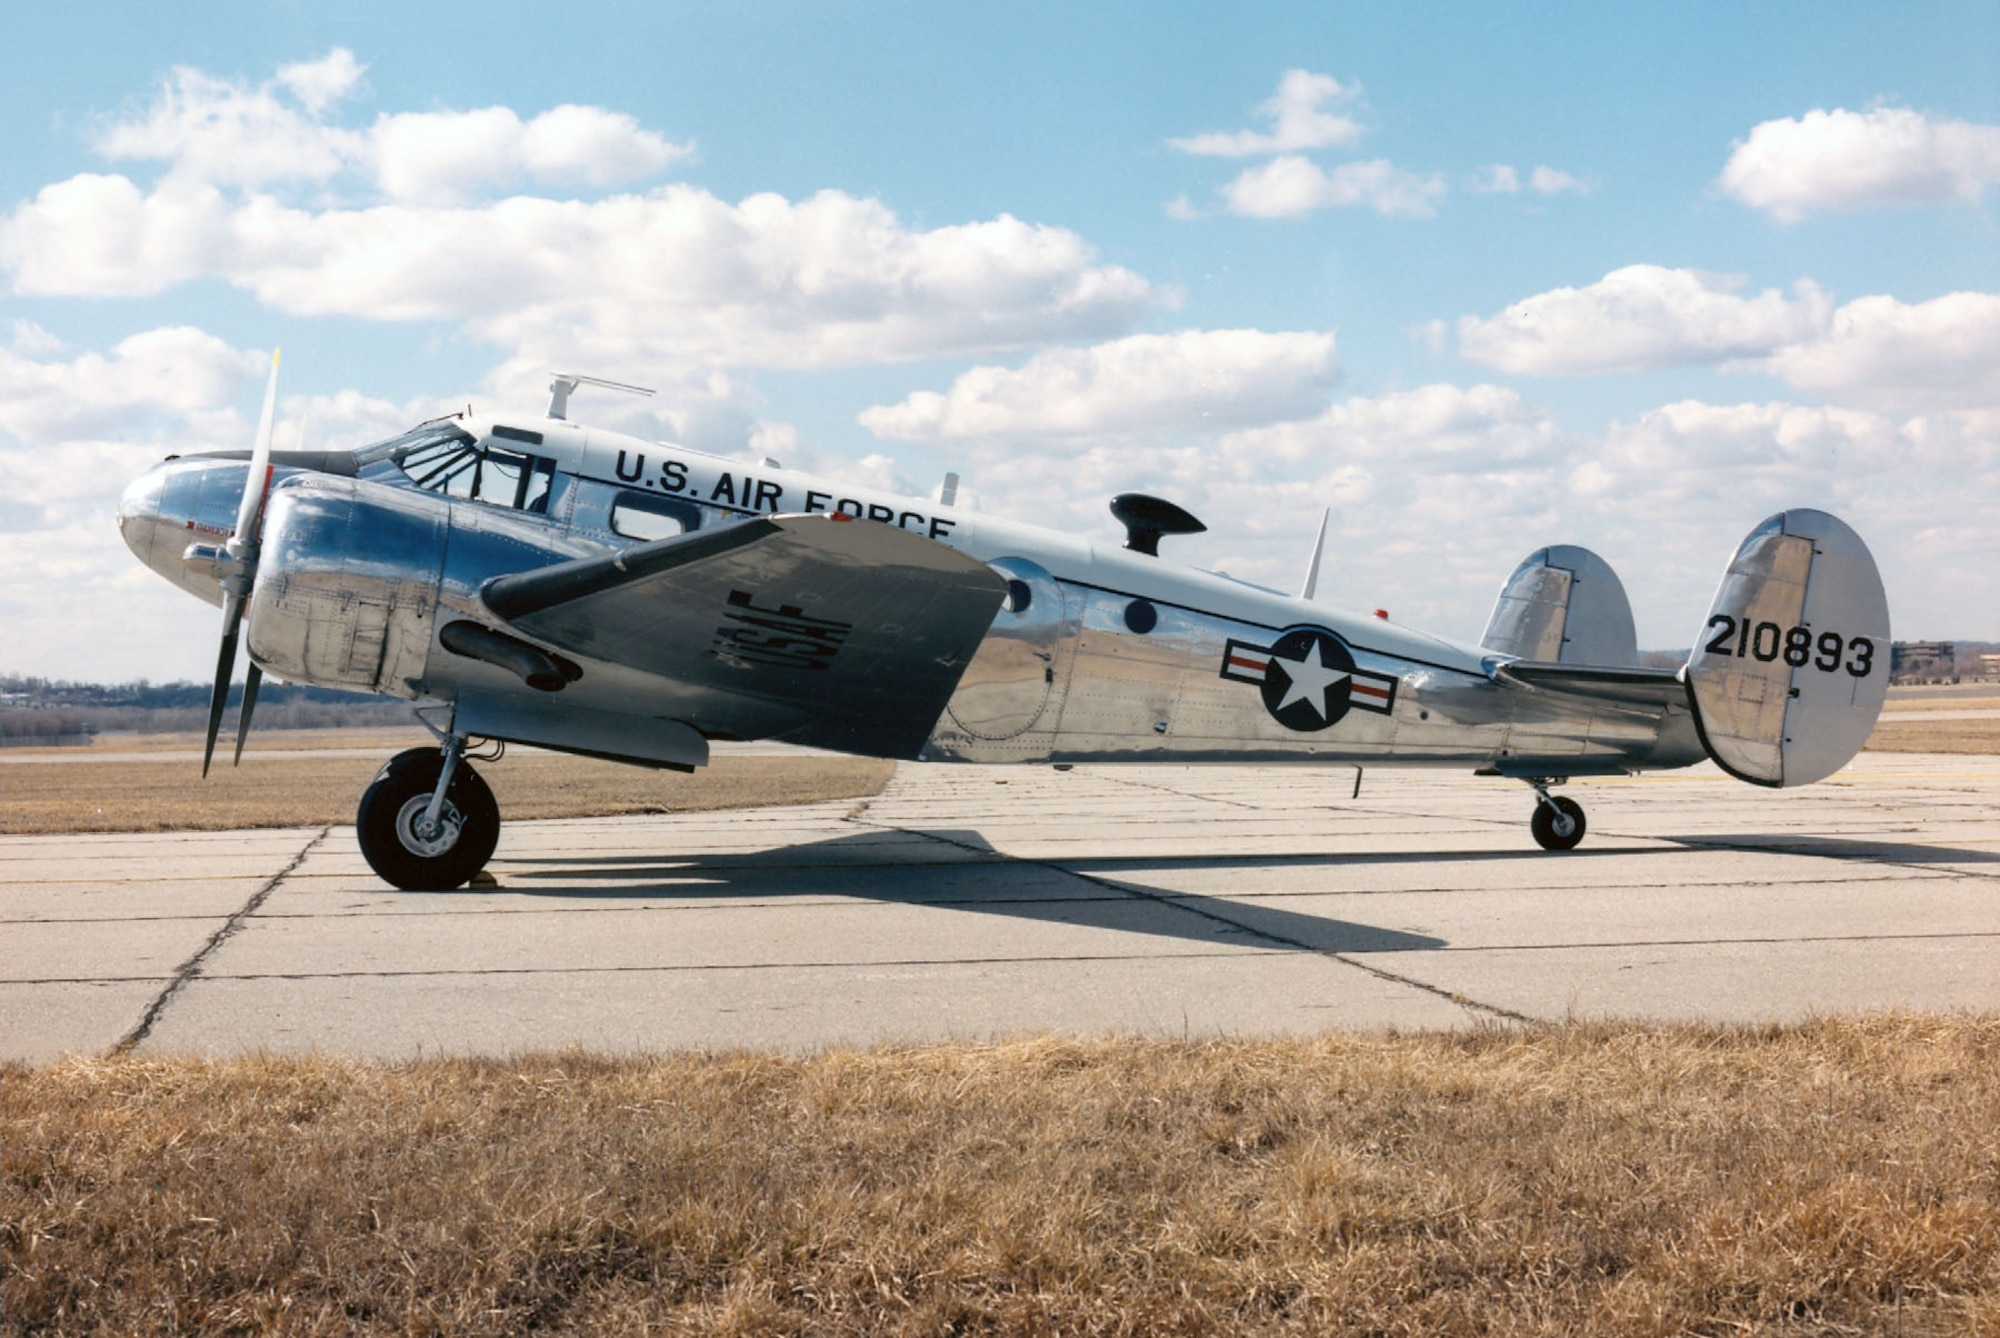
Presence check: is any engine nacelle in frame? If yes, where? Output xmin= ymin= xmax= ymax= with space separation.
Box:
xmin=247 ymin=476 xmax=449 ymax=697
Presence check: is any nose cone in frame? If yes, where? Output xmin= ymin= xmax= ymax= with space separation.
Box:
xmin=116 ymin=456 xmax=246 ymax=608
xmin=117 ymin=465 xmax=170 ymax=568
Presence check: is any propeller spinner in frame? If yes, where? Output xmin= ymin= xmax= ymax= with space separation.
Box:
xmin=201 ymin=348 xmax=281 ymax=776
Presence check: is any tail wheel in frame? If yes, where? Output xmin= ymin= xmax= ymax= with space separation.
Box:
xmin=356 ymin=747 xmax=500 ymax=890
xmin=1531 ymin=795 xmax=1587 ymax=852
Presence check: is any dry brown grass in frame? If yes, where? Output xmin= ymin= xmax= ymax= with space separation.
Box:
xmin=1863 ymin=717 xmax=2000 ymax=754
xmin=4 ymin=727 xmax=438 ymax=756
xmin=1882 ymin=690 xmax=2000 ymax=713
xmin=5 ymin=1016 xmax=1997 ymax=1336
xmin=1867 ymin=685 xmax=2000 ymax=754
xmin=0 ymin=752 xmax=894 ymax=835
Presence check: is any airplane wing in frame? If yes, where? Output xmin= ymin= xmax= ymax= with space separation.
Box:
xmin=482 ymin=514 xmax=1008 ymax=758
xmin=1494 ymin=661 xmax=1688 ymax=710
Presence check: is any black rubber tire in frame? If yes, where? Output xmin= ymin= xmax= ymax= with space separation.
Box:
xmin=1530 ymin=795 xmax=1587 ymax=852
xmin=355 ymin=747 xmax=501 ymax=890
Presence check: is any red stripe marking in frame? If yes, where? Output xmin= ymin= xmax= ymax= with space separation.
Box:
xmin=1352 ymin=682 xmax=1391 ymax=699
xmin=1226 ymin=654 xmax=1266 ymax=671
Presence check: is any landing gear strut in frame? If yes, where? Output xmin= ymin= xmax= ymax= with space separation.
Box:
xmin=1526 ymin=778 xmax=1586 ymax=852
xmin=356 ymin=737 xmax=500 ymax=890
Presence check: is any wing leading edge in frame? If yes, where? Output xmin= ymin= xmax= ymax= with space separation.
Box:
xmin=483 ymin=514 xmax=1009 ymax=759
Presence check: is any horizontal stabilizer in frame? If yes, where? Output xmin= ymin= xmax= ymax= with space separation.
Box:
xmin=1685 ymin=509 xmax=1889 ymax=787
xmin=1496 ymin=661 xmax=1685 ymax=710
xmin=482 ymin=515 xmax=1008 ymax=759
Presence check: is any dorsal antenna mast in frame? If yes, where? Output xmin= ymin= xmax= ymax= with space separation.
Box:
xmin=548 ymin=372 xmax=655 ymax=420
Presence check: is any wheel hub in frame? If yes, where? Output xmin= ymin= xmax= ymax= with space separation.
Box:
xmin=394 ymin=793 xmax=464 ymax=857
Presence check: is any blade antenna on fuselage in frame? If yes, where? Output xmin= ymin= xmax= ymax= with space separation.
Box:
xmin=1299 ymin=507 xmax=1331 ymax=601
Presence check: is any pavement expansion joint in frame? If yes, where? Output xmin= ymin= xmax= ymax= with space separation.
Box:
xmin=179 ymin=950 xmax=1282 ymax=983
xmin=111 ymin=826 xmax=330 ymax=1055
xmin=1431 ymin=929 xmax=2000 ymax=956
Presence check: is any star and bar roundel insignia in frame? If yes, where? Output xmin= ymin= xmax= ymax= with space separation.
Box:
xmin=1219 ymin=626 xmax=1399 ymax=732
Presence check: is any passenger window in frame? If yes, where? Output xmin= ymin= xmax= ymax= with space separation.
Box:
xmin=611 ymin=492 xmax=701 ymax=541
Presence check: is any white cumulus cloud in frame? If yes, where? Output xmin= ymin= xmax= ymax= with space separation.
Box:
xmin=1469 ymin=164 xmax=1590 ymax=196
xmin=1220 ymin=382 xmax=1563 ymax=472
xmin=275 ymin=48 xmax=365 ymax=114
xmin=1458 ymin=267 xmax=2000 ymax=410
xmin=1221 ymin=156 xmax=1447 ymax=219
xmin=1742 ymin=290 xmax=2000 ymax=411
xmin=858 ymin=329 xmax=1340 ymax=442
xmin=0 ymin=326 xmax=265 ymax=443
xmin=1457 ymin=265 xmax=1834 ymax=375
xmin=1169 ymin=70 xmax=1367 ymax=158
xmin=95 ymin=58 xmax=363 ymax=188
xmin=85 ymin=49 xmax=691 ymax=202
xmin=1169 ymin=70 xmax=1449 ymax=223
xmin=1 ymin=178 xmax=1154 ymax=370
xmin=2 ymin=52 xmax=1151 ymax=374
xmin=1719 ymin=106 xmax=2000 ymax=222
xmin=371 ymin=104 xmax=691 ymax=203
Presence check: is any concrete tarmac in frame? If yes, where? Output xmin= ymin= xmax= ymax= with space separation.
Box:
xmin=4 ymin=753 xmax=1996 ymax=1062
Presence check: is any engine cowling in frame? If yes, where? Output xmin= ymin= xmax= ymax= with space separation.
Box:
xmin=247 ymin=476 xmax=448 ymax=697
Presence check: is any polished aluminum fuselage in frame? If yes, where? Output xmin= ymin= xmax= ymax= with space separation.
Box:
xmin=118 ymin=416 xmax=1704 ymax=776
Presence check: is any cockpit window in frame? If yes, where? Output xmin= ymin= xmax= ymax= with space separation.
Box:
xmin=367 ymin=424 xmax=557 ymax=514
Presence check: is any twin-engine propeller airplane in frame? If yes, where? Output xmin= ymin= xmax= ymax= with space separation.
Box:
xmin=118 ymin=355 xmax=1891 ymax=890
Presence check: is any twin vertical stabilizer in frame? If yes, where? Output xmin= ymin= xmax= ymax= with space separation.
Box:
xmin=1479 ymin=510 xmax=1891 ymax=790
xmin=1684 ymin=509 xmax=1889 ymax=787
xmin=1481 ymin=545 xmax=1640 ymax=668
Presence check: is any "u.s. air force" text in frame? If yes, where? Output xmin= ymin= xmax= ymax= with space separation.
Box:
xmin=615 ymin=451 xmax=956 ymax=540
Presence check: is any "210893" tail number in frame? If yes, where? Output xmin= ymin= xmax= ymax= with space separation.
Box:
xmin=1703 ymin=615 xmax=1874 ymax=677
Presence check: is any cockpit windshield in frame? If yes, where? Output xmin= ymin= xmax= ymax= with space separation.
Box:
xmin=357 ymin=422 xmax=556 ymax=514
xmin=352 ymin=421 xmax=476 ymax=469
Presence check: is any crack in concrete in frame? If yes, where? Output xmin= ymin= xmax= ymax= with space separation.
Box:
xmin=110 ymin=826 xmax=330 ymax=1055
xmin=1088 ymin=770 xmax=1268 ymax=811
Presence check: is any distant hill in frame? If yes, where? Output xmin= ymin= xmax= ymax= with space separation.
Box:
xmin=1 ymin=676 xmax=416 ymax=742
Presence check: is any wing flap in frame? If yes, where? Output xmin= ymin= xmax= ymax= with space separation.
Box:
xmin=482 ymin=515 xmax=1008 ymax=759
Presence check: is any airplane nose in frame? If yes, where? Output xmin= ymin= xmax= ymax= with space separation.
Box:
xmin=117 ymin=465 xmax=169 ymax=566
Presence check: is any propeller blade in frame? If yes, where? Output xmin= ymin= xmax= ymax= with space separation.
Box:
xmin=202 ymin=595 xmax=244 ymax=778
xmin=229 ymin=348 xmax=282 ymax=557
xmin=231 ymin=661 xmax=263 ymax=766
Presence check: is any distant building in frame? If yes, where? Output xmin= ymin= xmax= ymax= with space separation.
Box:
xmin=1891 ymin=641 xmax=1955 ymax=682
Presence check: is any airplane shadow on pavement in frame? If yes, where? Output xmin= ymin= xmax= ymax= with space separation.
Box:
xmin=495 ymin=826 xmax=1459 ymax=956
xmin=1663 ymin=833 xmax=1999 ymax=864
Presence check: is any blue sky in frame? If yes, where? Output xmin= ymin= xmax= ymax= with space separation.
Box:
xmin=4 ymin=1 xmax=1997 ymax=681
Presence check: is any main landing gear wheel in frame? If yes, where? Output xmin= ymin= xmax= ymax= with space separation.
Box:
xmin=356 ymin=746 xmax=500 ymax=890
xmin=1530 ymin=795 xmax=1587 ymax=852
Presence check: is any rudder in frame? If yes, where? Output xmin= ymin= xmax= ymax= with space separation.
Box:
xmin=1686 ymin=509 xmax=1889 ymax=787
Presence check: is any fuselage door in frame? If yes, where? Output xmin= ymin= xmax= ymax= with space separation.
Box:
xmin=945 ymin=557 xmax=1068 ymax=740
